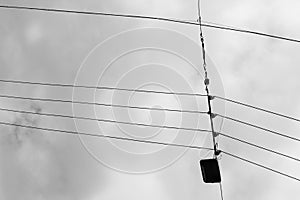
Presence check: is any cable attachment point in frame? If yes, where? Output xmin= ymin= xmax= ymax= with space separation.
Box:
xmin=208 ymin=95 xmax=215 ymax=101
xmin=215 ymin=149 xmax=222 ymax=156
xmin=204 ymin=78 xmax=210 ymax=86
xmin=213 ymin=131 xmax=219 ymax=137
xmin=211 ymin=113 xmax=217 ymax=119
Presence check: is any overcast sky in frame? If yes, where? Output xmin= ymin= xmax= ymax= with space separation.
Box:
xmin=1 ymin=0 xmax=300 ymax=200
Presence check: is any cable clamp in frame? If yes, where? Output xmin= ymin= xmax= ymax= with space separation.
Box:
xmin=215 ymin=149 xmax=222 ymax=156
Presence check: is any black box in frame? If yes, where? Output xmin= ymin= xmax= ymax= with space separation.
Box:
xmin=200 ymin=159 xmax=221 ymax=183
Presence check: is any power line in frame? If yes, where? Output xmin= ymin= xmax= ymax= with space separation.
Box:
xmin=222 ymin=150 xmax=300 ymax=182
xmin=216 ymin=113 xmax=300 ymax=143
xmin=0 ymin=4 xmax=300 ymax=44
xmin=0 ymin=94 xmax=208 ymax=115
xmin=0 ymin=79 xmax=207 ymax=97
xmin=1 ymin=117 xmax=299 ymax=183
xmin=0 ymin=121 xmax=213 ymax=151
xmin=198 ymin=2 xmax=224 ymax=197
xmin=218 ymin=131 xmax=300 ymax=163
xmin=0 ymin=107 xmax=212 ymax=133
xmin=2 ymin=105 xmax=299 ymax=163
xmin=214 ymin=95 xmax=300 ymax=123
xmin=2 ymin=118 xmax=300 ymax=184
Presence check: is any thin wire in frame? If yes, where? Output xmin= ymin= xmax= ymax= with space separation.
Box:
xmin=214 ymin=95 xmax=300 ymax=123
xmin=0 ymin=5 xmax=300 ymax=44
xmin=2 ymin=105 xmax=299 ymax=163
xmin=0 ymin=107 xmax=212 ymax=133
xmin=197 ymin=0 xmax=207 ymax=79
xmin=222 ymin=150 xmax=300 ymax=182
xmin=218 ymin=131 xmax=300 ymax=163
xmin=197 ymin=0 xmax=218 ymax=156
xmin=0 ymin=94 xmax=208 ymax=115
xmin=0 ymin=79 xmax=207 ymax=97
xmin=1 ymin=117 xmax=299 ymax=183
xmin=219 ymin=182 xmax=224 ymax=200
xmin=216 ymin=113 xmax=300 ymax=143
xmin=0 ymin=121 xmax=213 ymax=151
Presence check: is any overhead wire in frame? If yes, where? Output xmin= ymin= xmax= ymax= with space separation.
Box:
xmin=2 ymin=79 xmax=300 ymax=124
xmin=214 ymin=95 xmax=300 ymax=123
xmin=197 ymin=1 xmax=224 ymax=199
xmin=1 ymin=107 xmax=300 ymax=183
xmin=219 ymin=182 xmax=224 ymax=200
xmin=197 ymin=0 xmax=219 ymax=157
xmin=1 ymin=106 xmax=299 ymax=163
xmin=0 ymin=107 xmax=212 ymax=133
xmin=218 ymin=131 xmax=300 ymax=163
xmin=216 ymin=113 xmax=300 ymax=143
xmin=0 ymin=5 xmax=299 ymax=44
xmin=0 ymin=121 xmax=213 ymax=151
xmin=222 ymin=150 xmax=300 ymax=182
xmin=0 ymin=79 xmax=207 ymax=97
xmin=1 ymin=2 xmax=300 ymax=187
xmin=1 ymin=118 xmax=300 ymax=183
xmin=0 ymin=94 xmax=208 ymax=115
xmin=1 ymin=79 xmax=300 ymax=124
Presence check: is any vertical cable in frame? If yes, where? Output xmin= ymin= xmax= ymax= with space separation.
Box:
xmin=197 ymin=0 xmax=219 ymax=157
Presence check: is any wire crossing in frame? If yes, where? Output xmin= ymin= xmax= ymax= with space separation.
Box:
xmin=2 ymin=79 xmax=300 ymax=125
xmin=1 ymin=106 xmax=299 ymax=163
xmin=0 ymin=4 xmax=300 ymax=44
xmin=1 ymin=120 xmax=299 ymax=183
xmin=197 ymin=0 xmax=219 ymax=158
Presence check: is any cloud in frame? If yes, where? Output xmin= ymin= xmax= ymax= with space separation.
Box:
xmin=0 ymin=103 xmax=106 ymax=200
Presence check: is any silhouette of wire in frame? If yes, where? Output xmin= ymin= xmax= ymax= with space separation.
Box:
xmin=216 ymin=113 xmax=300 ymax=142
xmin=214 ymin=95 xmax=300 ymax=123
xmin=222 ymin=150 xmax=300 ymax=182
xmin=0 ymin=79 xmax=207 ymax=97
xmin=218 ymin=132 xmax=300 ymax=163
xmin=0 ymin=94 xmax=208 ymax=115
xmin=2 ymin=106 xmax=300 ymax=163
xmin=0 ymin=5 xmax=300 ymax=43
xmin=1 ymin=118 xmax=299 ymax=183
xmin=0 ymin=121 xmax=213 ymax=151
xmin=0 ymin=107 xmax=212 ymax=133
xmin=219 ymin=182 xmax=224 ymax=200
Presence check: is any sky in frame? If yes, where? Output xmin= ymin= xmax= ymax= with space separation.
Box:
xmin=0 ymin=0 xmax=300 ymax=200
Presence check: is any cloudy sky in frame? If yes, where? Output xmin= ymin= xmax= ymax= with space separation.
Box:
xmin=1 ymin=0 xmax=300 ymax=199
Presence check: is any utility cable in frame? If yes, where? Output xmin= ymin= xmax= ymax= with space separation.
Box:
xmin=1 ymin=106 xmax=299 ymax=163
xmin=214 ymin=95 xmax=300 ymax=123
xmin=0 ymin=121 xmax=213 ymax=151
xmin=0 ymin=79 xmax=207 ymax=97
xmin=197 ymin=0 xmax=219 ymax=157
xmin=1 ymin=116 xmax=299 ymax=183
xmin=222 ymin=150 xmax=300 ymax=182
xmin=0 ymin=94 xmax=208 ymax=115
xmin=219 ymin=182 xmax=224 ymax=200
xmin=216 ymin=113 xmax=300 ymax=143
xmin=0 ymin=5 xmax=299 ymax=44
xmin=218 ymin=131 xmax=300 ymax=163
xmin=0 ymin=107 xmax=212 ymax=133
